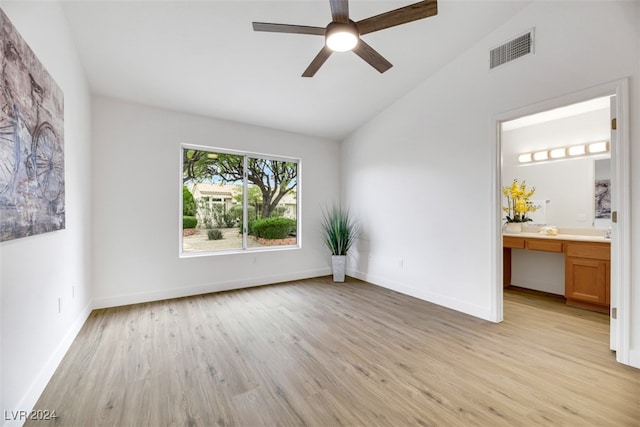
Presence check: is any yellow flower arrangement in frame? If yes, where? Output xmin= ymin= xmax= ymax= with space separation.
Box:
xmin=503 ymin=179 xmax=538 ymax=223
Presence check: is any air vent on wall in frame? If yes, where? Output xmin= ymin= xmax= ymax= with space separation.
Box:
xmin=490 ymin=29 xmax=534 ymax=69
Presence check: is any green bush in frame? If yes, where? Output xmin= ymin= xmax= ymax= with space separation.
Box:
xmin=212 ymin=205 xmax=240 ymax=228
xmin=207 ymin=228 xmax=223 ymax=240
xmin=251 ymin=217 xmax=296 ymax=239
xmin=247 ymin=219 xmax=258 ymax=236
xmin=237 ymin=206 xmax=257 ymax=235
xmin=183 ymin=186 xmax=196 ymax=216
xmin=230 ymin=205 xmax=244 ymax=220
xmin=183 ymin=216 xmax=198 ymax=229
xmin=224 ymin=213 xmax=237 ymax=228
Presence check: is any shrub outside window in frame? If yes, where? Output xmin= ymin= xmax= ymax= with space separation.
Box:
xmin=181 ymin=146 xmax=299 ymax=255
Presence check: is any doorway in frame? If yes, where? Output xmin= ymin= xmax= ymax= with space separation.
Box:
xmin=493 ymin=79 xmax=632 ymax=366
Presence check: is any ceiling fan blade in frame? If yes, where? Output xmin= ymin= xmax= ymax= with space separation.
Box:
xmin=352 ymin=39 xmax=393 ymax=73
xmin=356 ymin=0 xmax=437 ymax=35
xmin=330 ymin=0 xmax=350 ymax=24
xmin=252 ymin=22 xmax=326 ymax=36
xmin=302 ymin=46 xmax=333 ymax=77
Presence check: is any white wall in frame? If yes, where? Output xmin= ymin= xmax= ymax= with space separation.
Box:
xmin=91 ymin=96 xmax=340 ymax=308
xmin=0 ymin=1 xmax=93 ymax=423
xmin=342 ymin=1 xmax=639 ymax=363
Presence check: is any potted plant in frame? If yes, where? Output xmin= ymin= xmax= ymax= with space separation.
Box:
xmin=502 ymin=179 xmax=538 ymax=233
xmin=321 ymin=205 xmax=359 ymax=282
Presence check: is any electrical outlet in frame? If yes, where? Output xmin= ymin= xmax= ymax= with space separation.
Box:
xmin=577 ymin=213 xmax=587 ymax=221
xmin=58 ymin=297 xmax=61 ymax=314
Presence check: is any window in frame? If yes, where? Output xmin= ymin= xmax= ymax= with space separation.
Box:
xmin=181 ymin=146 xmax=299 ymax=255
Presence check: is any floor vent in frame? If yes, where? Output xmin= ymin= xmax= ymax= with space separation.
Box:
xmin=490 ymin=30 xmax=534 ymax=69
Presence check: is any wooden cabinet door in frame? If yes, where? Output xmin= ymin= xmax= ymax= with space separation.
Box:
xmin=565 ymin=257 xmax=608 ymax=305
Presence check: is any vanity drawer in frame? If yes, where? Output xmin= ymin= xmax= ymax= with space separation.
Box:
xmin=527 ymin=239 xmax=563 ymax=253
xmin=566 ymin=243 xmax=610 ymax=260
xmin=503 ymin=237 xmax=525 ymax=249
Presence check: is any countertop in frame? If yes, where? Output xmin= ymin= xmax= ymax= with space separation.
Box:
xmin=503 ymin=231 xmax=611 ymax=244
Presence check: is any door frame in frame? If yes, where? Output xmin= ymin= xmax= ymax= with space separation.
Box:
xmin=491 ymin=78 xmax=631 ymax=365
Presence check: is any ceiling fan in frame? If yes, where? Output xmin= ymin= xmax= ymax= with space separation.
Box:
xmin=252 ymin=0 xmax=438 ymax=77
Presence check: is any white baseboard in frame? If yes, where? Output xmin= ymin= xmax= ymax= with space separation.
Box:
xmin=4 ymin=301 xmax=92 ymax=427
xmin=348 ymin=268 xmax=494 ymax=321
xmin=93 ymin=268 xmax=332 ymax=309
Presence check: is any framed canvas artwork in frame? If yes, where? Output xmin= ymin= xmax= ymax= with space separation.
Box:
xmin=595 ymin=179 xmax=611 ymax=219
xmin=1 ymin=9 xmax=65 ymax=241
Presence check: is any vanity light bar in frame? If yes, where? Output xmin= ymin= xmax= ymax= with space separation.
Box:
xmin=533 ymin=150 xmax=548 ymax=161
xmin=518 ymin=153 xmax=533 ymax=163
xmin=567 ymin=144 xmax=586 ymax=156
xmin=588 ymin=141 xmax=608 ymax=153
xmin=518 ymin=140 xmax=609 ymax=164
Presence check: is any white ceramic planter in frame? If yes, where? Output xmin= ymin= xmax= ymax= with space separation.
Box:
xmin=505 ymin=222 xmax=522 ymax=233
xmin=331 ymin=255 xmax=346 ymax=282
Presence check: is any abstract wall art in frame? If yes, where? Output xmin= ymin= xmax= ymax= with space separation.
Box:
xmin=1 ymin=9 xmax=65 ymax=242
xmin=595 ymin=179 xmax=611 ymax=219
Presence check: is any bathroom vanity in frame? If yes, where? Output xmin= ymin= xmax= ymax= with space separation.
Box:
xmin=503 ymin=231 xmax=611 ymax=314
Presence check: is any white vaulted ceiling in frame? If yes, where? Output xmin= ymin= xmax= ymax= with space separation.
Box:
xmin=61 ymin=0 xmax=530 ymax=140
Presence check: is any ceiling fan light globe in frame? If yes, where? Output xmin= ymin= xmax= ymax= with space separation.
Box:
xmin=326 ymin=31 xmax=358 ymax=52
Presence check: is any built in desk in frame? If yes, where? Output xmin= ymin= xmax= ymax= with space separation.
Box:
xmin=503 ymin=232 xmax=611 ymax=313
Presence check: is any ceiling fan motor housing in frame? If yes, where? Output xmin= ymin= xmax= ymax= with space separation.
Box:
xmin=325 ymin=21 xmax=359 ymax=52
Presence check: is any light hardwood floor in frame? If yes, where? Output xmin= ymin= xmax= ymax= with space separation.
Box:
xmin=28 ymin=277 xmax=639 ymax=426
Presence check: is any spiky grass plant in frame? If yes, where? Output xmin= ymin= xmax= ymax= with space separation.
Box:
xmin=321 ymin=205 xmax=359 ymax=256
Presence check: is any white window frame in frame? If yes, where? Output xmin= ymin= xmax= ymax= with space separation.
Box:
xmin=179 ymin=144 xmax=301 ymax=257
